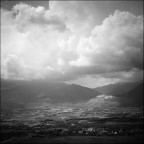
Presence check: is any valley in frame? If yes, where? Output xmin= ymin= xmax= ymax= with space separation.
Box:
xmin=0 ymin=79 xmax=143 ymax=143
xmin=1 ymin=101 xmax=143 ymax=144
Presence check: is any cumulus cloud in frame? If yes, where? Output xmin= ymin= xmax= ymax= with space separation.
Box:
xmin=49 ymin=1 xmax=96 ymax=36
xmin=71 ymin=10 xmax=143 ymax=69
xmin=12 ymin=3 xmax=67 ymax=32
xmin=1 ymin=1 xmax=143 ymax=87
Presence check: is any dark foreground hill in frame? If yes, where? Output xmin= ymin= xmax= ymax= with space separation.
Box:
xmin=1 ymin=79 xmax=100 ymax=104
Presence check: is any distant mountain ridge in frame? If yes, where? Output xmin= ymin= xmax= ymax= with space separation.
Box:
xmin=1 ymin=79 xmax=100 ymax=104
xmin=94 ymin=81 xmax=142 ymax=95
xmin=1 ymin=79 xmax=143 ymax=107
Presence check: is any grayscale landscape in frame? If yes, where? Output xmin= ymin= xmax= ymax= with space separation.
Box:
xmin=1 ymin=1 xmax=143 ymax=144
xmin=1 ymin=79 xmax=143 ymax=144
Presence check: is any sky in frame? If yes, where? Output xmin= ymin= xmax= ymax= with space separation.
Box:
xmin=1 ymin=1 xmax=143 ymax=88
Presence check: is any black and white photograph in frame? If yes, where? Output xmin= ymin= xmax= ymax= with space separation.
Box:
xmin=0 ymin=0 xmax=143 ymax=144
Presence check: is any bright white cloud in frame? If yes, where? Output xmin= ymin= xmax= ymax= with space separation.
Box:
xmin=12 ymin=3 xmax=67 ymax=32
xmin=71 ymin=10 xmax=143 ymax=69
xmin=1 ymin=1 xmax=143 ymax=87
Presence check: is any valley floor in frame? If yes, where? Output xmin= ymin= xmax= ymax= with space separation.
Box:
xmin=1 ymin=104 xmax=143 ymax=144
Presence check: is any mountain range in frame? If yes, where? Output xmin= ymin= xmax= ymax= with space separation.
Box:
xmin=1 ymin=79 xmax=99 ymax=104
xmin=1 ymin=79 xmax=143 ymax=107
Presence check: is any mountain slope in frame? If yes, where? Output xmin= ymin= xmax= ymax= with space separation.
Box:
xmin=1 ymin=79 xmax=100 ymax=104
xmin=83 ymin=95 xmax=119 ymax=108
xmin=118 ymin=83 xmax=143 ymax=106
xmin=94 ymin=81 xmax=142 ymax=95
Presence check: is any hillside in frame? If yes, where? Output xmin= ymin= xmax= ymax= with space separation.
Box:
xmin=83 ymin=95 xmax=119 ymax=109
xmin=1 ymin=79 xmax=100 ymax=104
xmin=94 ymin=81 xmax=142 ymax=95
xmin=118 ymin=83 xmax=143 ymax=107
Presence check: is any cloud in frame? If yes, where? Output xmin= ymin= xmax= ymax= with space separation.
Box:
xmin=71 ymin=10 xmax=143 ymax=70
xmin=49 ymin=1 xmax=95 ymax=36
xmin=1 ymin=1 xmax=143 ymax=86
xmin=66 ymin=68 xmax=143 ymax=88
xmin=12 ymin=3 xmax=67 ymax=32
xmin=1 ymin=55 xmax=26 ymax=79
xmin=66 ymin=75 xmax=121 ymax=88
xmin=101 ymin=68 xmax=143 ymax=82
